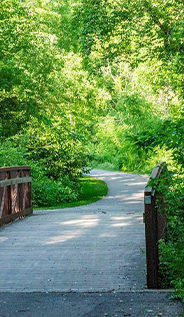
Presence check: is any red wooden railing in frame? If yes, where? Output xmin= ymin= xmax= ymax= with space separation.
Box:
xmin=144 ymin=162 xmax=167 ymax=288
xmin=0 ymin=166 xmax=32 ymax=226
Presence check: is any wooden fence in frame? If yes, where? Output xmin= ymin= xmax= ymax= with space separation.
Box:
xmin=144 ymin=162 xmax=167 ymax=289
xmin=0 ymin=166 xmax=32 ymax=226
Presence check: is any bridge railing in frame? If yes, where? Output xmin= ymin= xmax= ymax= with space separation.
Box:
xmin=144 ymin=162 xmax=167 ymax=289
xmin=0 ymin=166 xmax=32 ymax=226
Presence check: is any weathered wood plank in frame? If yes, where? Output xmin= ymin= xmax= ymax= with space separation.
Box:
xmin=0 ymin=166 xmax=31 ymax=172
xmin=0 ymin=207 xmax=33 ymax=226
xmin=0 ymin=177 xmax=32 ymax=188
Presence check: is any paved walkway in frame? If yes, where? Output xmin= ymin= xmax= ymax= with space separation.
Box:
xmin=0 ymin=291 xmax=183 ymax=317
xmin=0 ymin=170 xmax=183 ymax=316
xmin=0 ymin=170 xmax=148 ymax=292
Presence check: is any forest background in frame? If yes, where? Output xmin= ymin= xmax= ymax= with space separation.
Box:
xmin=0 ymin=0 xmax=184 ymax=298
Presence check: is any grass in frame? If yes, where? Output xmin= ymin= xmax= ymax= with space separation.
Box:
xmin=34 ymin=175 xmax=108 ymax=210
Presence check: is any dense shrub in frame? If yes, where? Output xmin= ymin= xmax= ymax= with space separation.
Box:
xmin=88 ymin=115 xmax=174 ymax=174
xmin=152 ymin=169 xmax=184 ymax=300
xmin=32 ymin=177 xmax=79 ymax=207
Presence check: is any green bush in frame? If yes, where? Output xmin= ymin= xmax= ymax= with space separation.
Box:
xmin=32 ymin=177 xmax=79 ymax=207
xmin=0 ymin=139 xmax=28 ymax=167
xmin=155 ymin=170 xmax=184 ymax=300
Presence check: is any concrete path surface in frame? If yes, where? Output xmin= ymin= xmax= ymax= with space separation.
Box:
xmin=0 ymin=170 xmax=183 ymax=316
xmin=0 ymin=291 xmax=183 ymax=317
xmin=0 ymin=170 xmax=148 ymax=292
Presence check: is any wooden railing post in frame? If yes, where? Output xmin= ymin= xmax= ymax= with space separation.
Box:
xmin=145 ymin=189 xmax=159 ymax=288
xmin=144 ymin=162 xmax=167 ymax=289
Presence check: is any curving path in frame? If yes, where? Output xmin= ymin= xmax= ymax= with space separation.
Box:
xmin=0 ymin=170 xmax=148 ymax=292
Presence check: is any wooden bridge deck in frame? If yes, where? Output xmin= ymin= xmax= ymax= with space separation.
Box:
xmin=0 ymin=170 xmax=148 ymax=292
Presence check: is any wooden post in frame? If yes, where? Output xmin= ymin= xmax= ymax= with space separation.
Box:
xmin=145 ymin=190 xmax=159 ymax=288
xmin=144 ymin=162 xmax=167 ymax=289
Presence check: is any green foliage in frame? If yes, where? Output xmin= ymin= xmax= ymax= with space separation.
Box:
xmin=0 ymin=139 xmax=28 ymax=166
xmin=24 ymin=115 xmax=89 ymax=180
xmin=166 ymin=118 xmax=184 ymax=167
xmin=32 ymin=177 xmax=79 ymax=207
xmin=149 ymin=169 xmax=184 ymax=299
xmin=0 ymin=0 xmax=59 ymax=136
xmin=157 ymin=171 xmax=184 ymax=299
xmin=0 ymin=0 xmax=100 ymax=207
xmin=88 ymin=94 xmax=174 ymax=174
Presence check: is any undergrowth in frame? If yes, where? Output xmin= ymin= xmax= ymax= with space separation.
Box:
xmin=152 ymin=168 xmax=184 ymax=300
